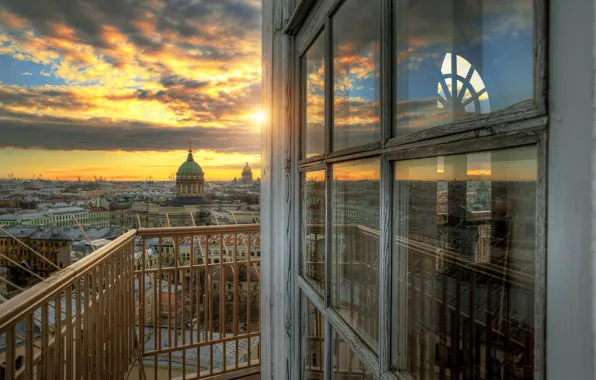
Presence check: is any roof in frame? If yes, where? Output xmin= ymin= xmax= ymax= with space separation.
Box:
xmin=0 ymin=207 xmax=86 ymax=221
xmin=165 ymin=196 xmax=213 ymax=207
xmin=0 ymin=227 xmax=123 ymax=241
xmin=88 ymin=207 xmax=108 ymax=213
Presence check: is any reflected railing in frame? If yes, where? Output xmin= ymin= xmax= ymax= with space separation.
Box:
xmin=0 ymin=224 xmax=261 ymax=380
xmin=305 ymin=223 xmax=535 ymax=378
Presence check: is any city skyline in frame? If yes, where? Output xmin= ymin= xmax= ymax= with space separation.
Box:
xmin=0 ymin=0 xmax=263 ymax=180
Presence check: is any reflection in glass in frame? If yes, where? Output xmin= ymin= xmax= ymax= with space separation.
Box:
xmin=394 ymin=0 xmax=534 ymax=136
xmin=333 ymin=0 xmax=381 ymax=151
xmin=303 ymin=297 xmax=325 ymax=380
xmin=331 ymin=157 xmax=380 ymax=349
xmin=332 ymin=329 xmax=374 ymax=379
xmin=301 ymin=170 xmax=326 ymax=293
xmin=305 ymin=32 xmax=326 ymax=158
xmin=393 ymin=146 xmax=538 ymax=380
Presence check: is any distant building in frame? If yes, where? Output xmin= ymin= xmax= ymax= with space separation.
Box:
xmin=175 ymin=147 xmax=205 ymax=198
xmin=0 ymin=206 xmax=106 ymax=228
xmin=130 ymin=148 xmax=245 ymax=228
xmin=241 ymin=163 xmax=253 ymax=183
xmin=87 ymin=208 xmax=110 ymax=227
xmin=0 ymin=227 xmax=71 ymax=294
xmin=0 ymin=226 xmax=124 ymax=293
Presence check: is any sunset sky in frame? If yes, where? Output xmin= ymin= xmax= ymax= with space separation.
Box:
xmin=0 ymin=0 xmax=262 ymax=181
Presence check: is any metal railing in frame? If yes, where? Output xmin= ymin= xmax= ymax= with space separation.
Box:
xmin=0 ymin=224 xmax=261 ymax=380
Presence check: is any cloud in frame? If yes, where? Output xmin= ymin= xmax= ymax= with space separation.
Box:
xmin=0 ymin=0 xmax=262 ymax=158
xmin=0 ymin=108 xmax=261 ymax=154
xmin=21 ymin=71 xmax=32 ymax=75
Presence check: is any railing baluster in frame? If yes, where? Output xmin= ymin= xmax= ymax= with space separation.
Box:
xmin=219 ymin=232 xmax=225 ymax=373
xmin=6 ymin=324 xmax=16 ymax=380
xmin=190 ymin=233 xmax=195 ymax=374
xmin=234 ymin=233 xmax=239 ymax=369
xmin=95 ymin=266 xmax=101 ymax=380
xmin=75 ymin=279 xmax=82 ymax=380
xmin=156 ymin=237 xmax=162 ymax=379
xmin=66 ymin=285 xmax=73 ymax=380
xmin=25 ymin=314 xmax=34 ymax=380
xmin=107 ymin=257 xmax=113 ymax=379
xmin=84 ymin=274 xmax=89 ymax=379
xmin=140 ymin=238 xmax=146 ymax=380
xmin=247 ymin=232 xmax=252 ymax=366
xmin=168 ymin=271 xmax=172 ymax=379
xmin=196 ymin=236 xmax=202 ymax=377
xmin=56 ymin=293 xmax=63 ymax=380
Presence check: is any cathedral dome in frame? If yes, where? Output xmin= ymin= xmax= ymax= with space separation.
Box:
xmin=175 ymin=147 xmax=205 ymax=198
xmin=177 ymin=150 xmax=204 ymax=177
xmin=242 ymin=162 xmax=253 ymax=182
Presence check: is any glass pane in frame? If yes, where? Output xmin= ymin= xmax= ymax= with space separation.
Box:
xmin=393 ymin=146 xmax=538 ymax=380
xmin=303 ymin=297 xmax=325 ymax=380
xmin=394 ymin=0 xmax=534 ymax=137
xmin=331 ymin=157 xmax=380 ymax=349
xmin=333 ymin=0 xmax=381 ymax=151
xmin=301 ymin=169 xmax=326 ymax=293
xmin=305 ymin=32 xmax=326 ymax=158
xmin=332 ymin=329 xmax=374 ymax=379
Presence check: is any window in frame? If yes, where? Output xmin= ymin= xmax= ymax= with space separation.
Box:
xmin=295 ymin=0 xmax=546 ymax=378
xmin=302 ymin=296 xmax=325 ymax=379
xmin=303 ymin=31 xmax=326 ymax=159
xmin=332 ymin=0 xmax=380 ymax=152
xmin=394 ymin=0 xmax=534 ymax=137
xmin=332 ymin=328 xmax=374 ymax=379
xmin=331 ymin=158 xmax=380 ymax=349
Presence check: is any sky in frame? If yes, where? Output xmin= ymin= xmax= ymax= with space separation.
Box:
xmin=0 ymin=0 xmax=262 ymax=181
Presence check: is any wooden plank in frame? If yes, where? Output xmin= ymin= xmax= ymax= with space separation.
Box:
xmin=284 ymin=0 xmax=319 ymax=35
xmin=260 ymin=0 xmax=274 ymax=376
xmin=534 ymin=131 xmax=547 ymax=380
xmin=380 ymin=0 xmax=393 ymax=146
xmin=379 ymin=157 xmax=392 ymax=372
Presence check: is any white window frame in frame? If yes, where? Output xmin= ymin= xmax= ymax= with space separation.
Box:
xmin=284 ymin=0 xmax=549 ymax=379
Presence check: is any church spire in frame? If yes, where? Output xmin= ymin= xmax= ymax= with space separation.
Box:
xmin=187 ymin=141 xmax=194 ymax=162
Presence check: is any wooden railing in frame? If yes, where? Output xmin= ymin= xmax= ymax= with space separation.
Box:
xmin=0 ymin=230 xmax=138 ymax=380
xmin=0 ymin=225 xmax=261 ymax=380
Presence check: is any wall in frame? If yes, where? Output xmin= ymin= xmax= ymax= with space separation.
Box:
xmin=548 ymin=0 xmax=595 ymax=377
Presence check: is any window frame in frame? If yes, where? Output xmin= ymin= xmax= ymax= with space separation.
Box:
xmin=290 ymin=0 xmax=548 ymax=379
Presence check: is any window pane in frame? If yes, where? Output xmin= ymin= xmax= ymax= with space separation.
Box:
xmin=303 ymin=297 xmax=325 ymax=380
xmin=393 ymin=146 xmax=538 ymax=379
xmin=331 ymin=157 xmax=380 ymax=349
xmin=332 ymin=329 xmax=374 ymax=379
xmin=394 ymin=0 xmax=534 ymax=137
xmin=333 ymin=0 xmax=381 ymax=151
xmin=301 ymin=169 xmax=326 ymax=293
xmin=305 ymin=32 xmax=326 ymax=158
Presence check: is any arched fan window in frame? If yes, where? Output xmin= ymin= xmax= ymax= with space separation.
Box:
xmin=437 ymin=53 xmax=491 ymax=115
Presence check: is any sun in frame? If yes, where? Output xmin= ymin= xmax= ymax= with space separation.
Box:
xmin=251 ymin=111 xmax=266 ymax=123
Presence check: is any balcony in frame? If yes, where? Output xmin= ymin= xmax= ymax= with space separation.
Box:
xmin=0 ymin=224 xmax=261 ymax=380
